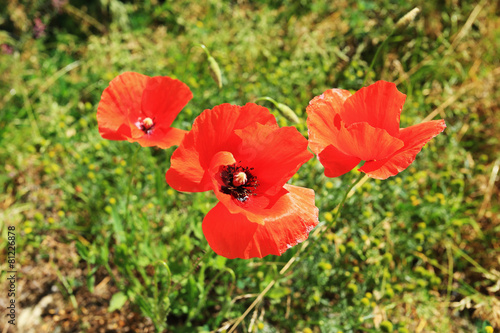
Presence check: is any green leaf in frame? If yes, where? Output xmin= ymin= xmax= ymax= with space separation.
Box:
xmin=108 ymin=292 xmax=128 ymax=312
xmin=267 ymin=286 xmax=291 ymax=299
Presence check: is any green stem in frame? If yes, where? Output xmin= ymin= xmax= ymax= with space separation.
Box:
xmin=445 ymin=242 xmax=454 ymax=308
xmin=331 ymin=172 xmax=366 ymax=227
xmin=52 ymin=262 xmax=79 ymax=311
xmin=124 ymin=145 xmax=140 ymax=223
xmin=449 ymin=242 xmax=490 ymax=276
xmin=363 ymin=31 xmax=394 ymax=86
xmin=153 ymin=260 xmax=172 ymax=328
xmin=172 ymin=249 xmax=212 ymax=291
xmin=254 ymin=96 xmax=277 ymax=105
xmin=155 ymin=260 xmax=173 ymax=297
xmin=112 ymin=145 xmax=140 ymax=244
xmin=254 ymin=96 xmax=300 ymax=124
xmin=22 ymin=88 xmax=41 ymax=140
xmin=199 ymin=43 xmax=211 ymax=57
xmin=188 ymin=267 xmax=235 ymax=323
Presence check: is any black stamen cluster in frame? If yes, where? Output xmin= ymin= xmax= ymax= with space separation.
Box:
xmin=220 ymin=163 xmax=259 ymax=202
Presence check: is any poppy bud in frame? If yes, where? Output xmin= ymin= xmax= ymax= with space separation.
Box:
xmin=200 ymin=44 xmax=222 ymax=89
xmin=208 ymin=56 xmax=223 ymax=89
xmin=380 ymin=320 xmax=394 ymax=333
xmin=395 ymin=7 xmax=420 ymax=31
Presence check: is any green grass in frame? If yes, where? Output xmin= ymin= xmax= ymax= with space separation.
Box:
xmin=1 ymin=1 xmax=499 ymax=332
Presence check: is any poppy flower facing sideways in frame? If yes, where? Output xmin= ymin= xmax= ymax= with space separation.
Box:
xmin=97 ymin=72 xmax=193 ymax=148
xmin=166 ymin=103 xmax=319 ymax=259
xmin=307 ymin=80 xmax=446 ymax=179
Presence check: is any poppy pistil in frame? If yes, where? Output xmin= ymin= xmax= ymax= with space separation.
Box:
xmin=143 ymin=117 xmax=154 ymax=129
xmin=220 ymin=164 xmax=258 ymax=202
xmin=136 ymin=117 xmax=155 ymax=134
xmin=232 ymin=172 xmax=247 ymax=186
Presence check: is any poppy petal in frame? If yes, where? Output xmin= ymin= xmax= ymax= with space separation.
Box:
xmin=359 ymin=120 xmax=446 ymax=179
xmin=233 ymin=123 xmax=312 ymax=195
xmin=166 ymin=103 xmax=277 ymax=192
xmin=317 ymin=145 xmax=361 ymax=178
xmin=336 ymin=122 xmax=404 ymax=161
xmin=140 ymin=76 xmax=193 ymax=128
xmin=97 ymin=72 xmax=149 ymax=138
xmin=166 ymin=130 xmax=208 ymax=192
xmin=99 ymin=124 xmax=131 ymax=140
xmin=202 ymin=184 xmax=318 ymax=259
xmin=341 ymin=81 xmax=406 ymax=137
xmin=133 ymin=127 xmax=187 ymax=149
xmin=306 ymin=88 xmax=351 ymax=155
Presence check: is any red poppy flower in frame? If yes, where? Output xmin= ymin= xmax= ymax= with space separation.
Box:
xmin=166 ymin=103 xmax=319 ymax=259
xmin=307 ymin=80 xmax=446 ymax=179
xmin=97 ymin=72 xmax=193 ymax=148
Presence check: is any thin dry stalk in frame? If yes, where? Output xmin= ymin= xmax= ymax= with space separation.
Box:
xmin=478 ymin=158 xmax=500 ymax=219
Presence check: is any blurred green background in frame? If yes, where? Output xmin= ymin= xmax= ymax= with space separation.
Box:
xmin=0 ymin=0 xmax=499 ymax=332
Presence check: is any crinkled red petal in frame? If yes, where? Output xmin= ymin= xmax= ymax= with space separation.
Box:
xmin=99 ymin=124 xmax=130 ymax=140
xmin=317 ymin=145 xmax=361 ymax=178
xmin=202 ymin=184 xmax=318 ymax=259
xmin=342 ymin=81 xmax=406 ymax=137
xmin=359 ymin=120 xmax=446 ymax=179
xmin=306 ymin=88 xmax=351 ymax=155
xmin=336 ymin=122 xmax=404 ymax=161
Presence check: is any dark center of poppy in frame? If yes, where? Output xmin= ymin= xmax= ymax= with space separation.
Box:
xmin=220 ymin=163 xmax=258 ymax=202
xmin=137 ymin=117 xmax=155 ymax=134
